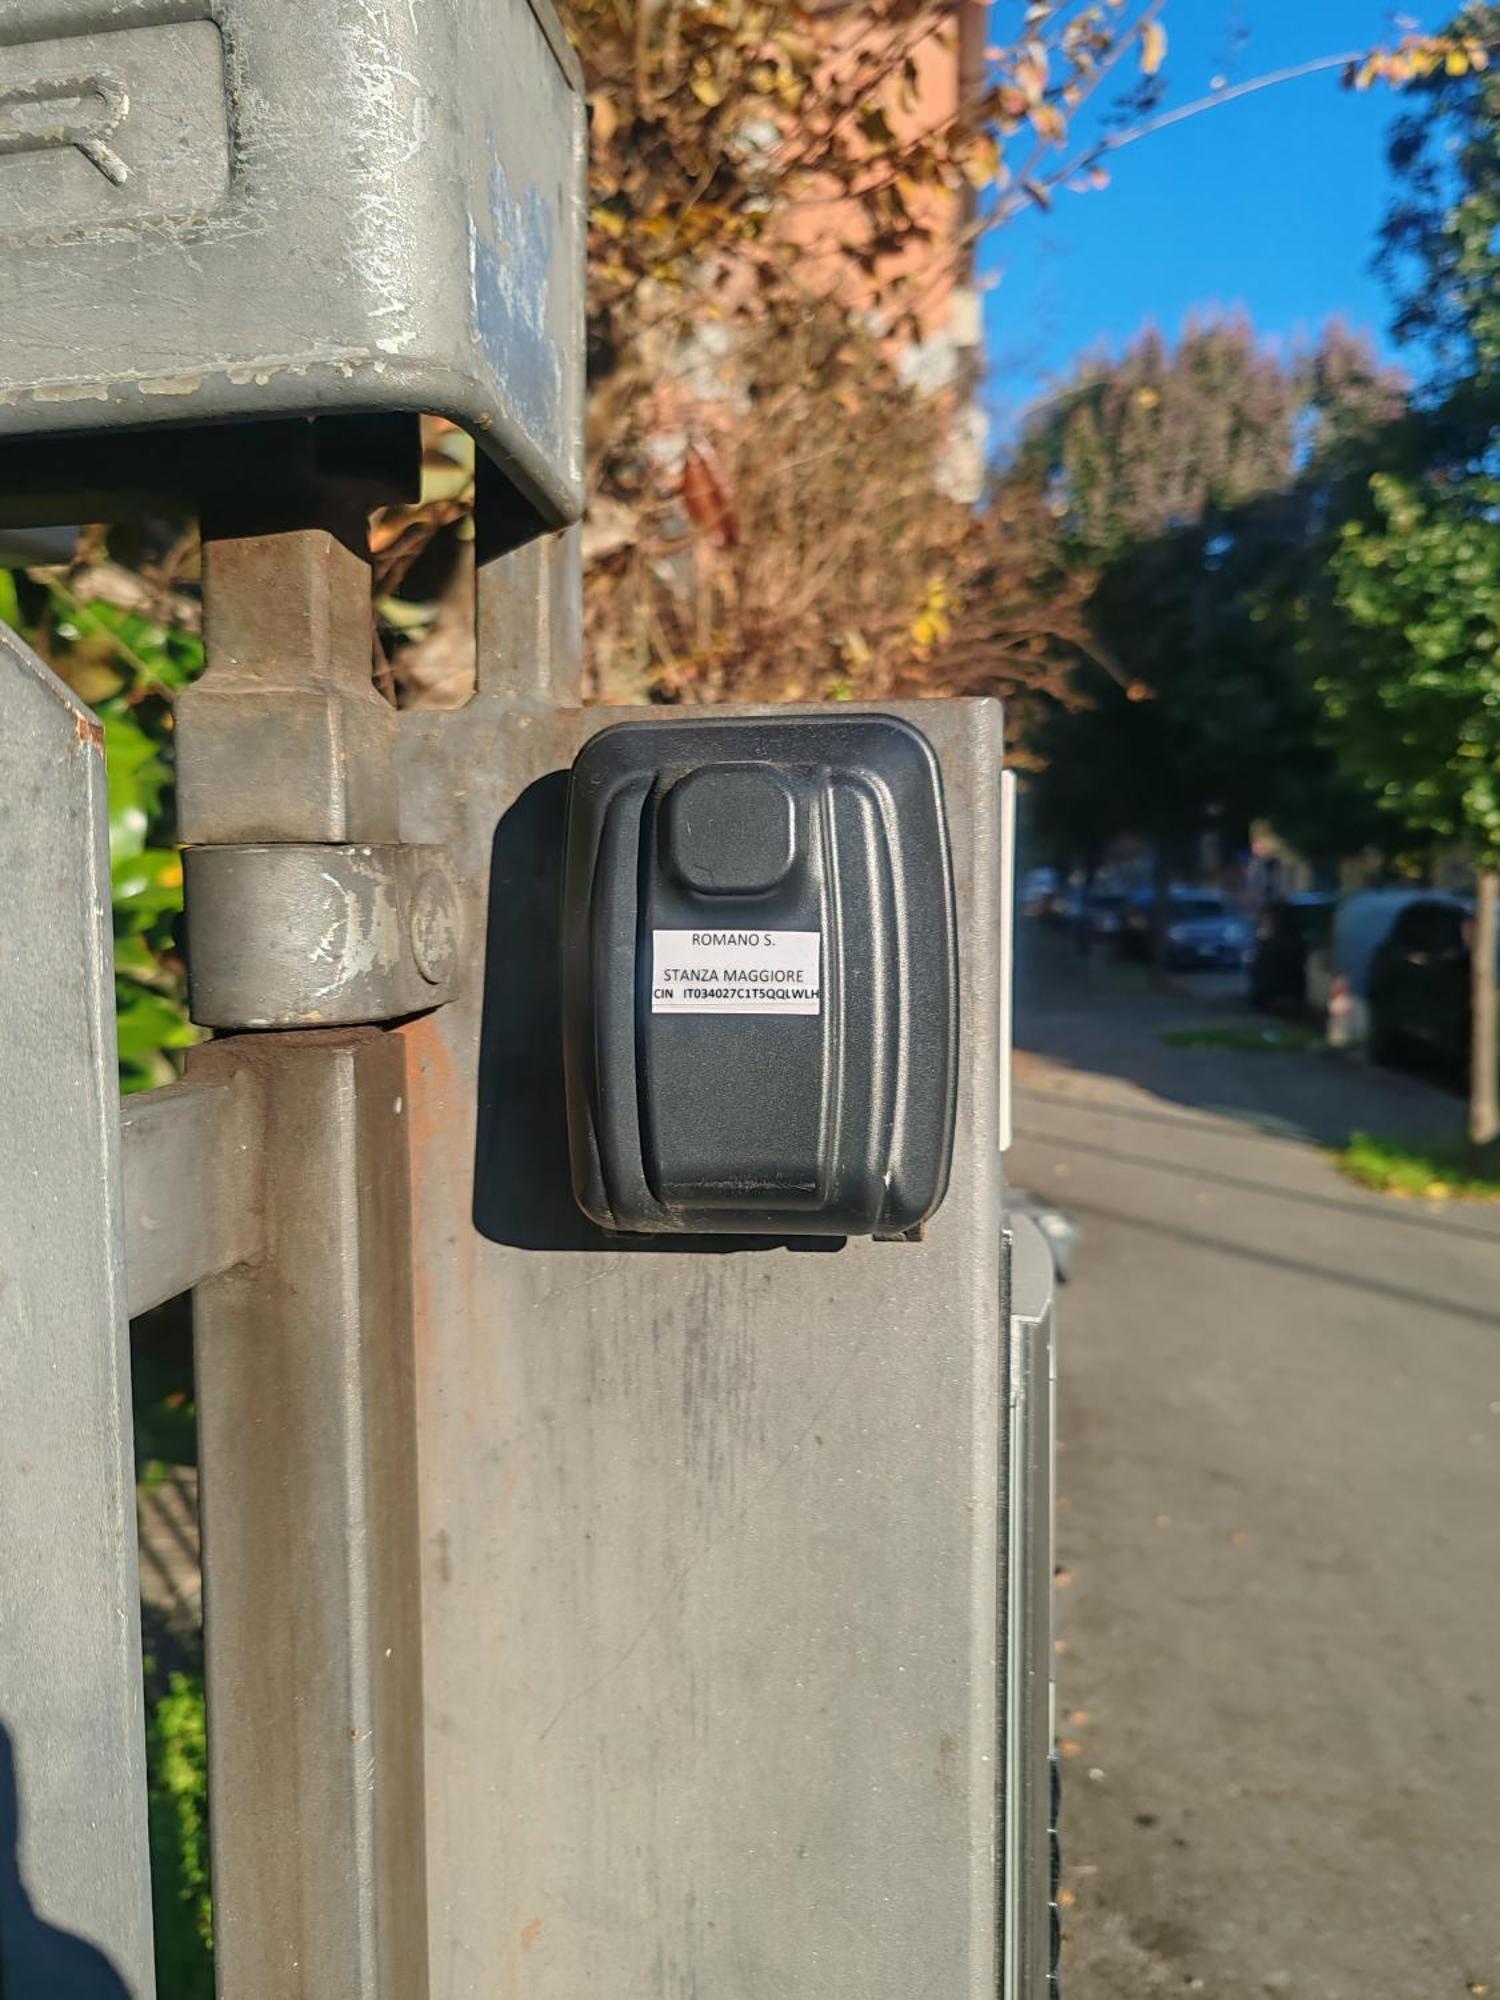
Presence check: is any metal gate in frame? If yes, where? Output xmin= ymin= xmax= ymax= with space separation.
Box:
xmin=0 ymin=2 xmax=1054 ymax=1994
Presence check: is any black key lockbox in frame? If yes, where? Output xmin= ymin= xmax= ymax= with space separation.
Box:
xmin=560 ymin=713 xmax=958 ymax=1237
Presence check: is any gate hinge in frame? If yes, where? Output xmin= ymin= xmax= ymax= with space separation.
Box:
xmin=184 ymin=840 xmax=461 ymax=1030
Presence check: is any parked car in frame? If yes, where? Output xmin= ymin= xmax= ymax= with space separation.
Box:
xmin=1315 ymin=887 xmax=1449 ymax=1048
xmin=1119 ymin=888 xmax=1252 ymax=969
xmin=1249 ymin=894 xmax=1337 ymax=1013
xmin=1367 ymin=894 xmax=1480 ymax=1074
xmin=1163 ymin=892 xmax=1253 ymax=970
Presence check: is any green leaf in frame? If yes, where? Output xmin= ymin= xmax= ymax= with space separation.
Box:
xmin=112 ymin=847 xmax=185 ymax=922
xmin=116 ymin=983 xmax=199 ymax=1093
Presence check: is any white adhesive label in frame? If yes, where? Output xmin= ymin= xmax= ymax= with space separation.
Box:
xmin=651 ymin=928 xmax=821 ymax=1015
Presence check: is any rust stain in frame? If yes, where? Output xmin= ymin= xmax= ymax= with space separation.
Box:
xmin=394 ymin=1009 xmax=473 ymax=1376
xmin=394 ymin=1007 xmax=485 ymax=1475
xmin=520 ymin=1918 xmax=542 ymax=1952
xmin=75 ymin=709 xmax=105 ymax=750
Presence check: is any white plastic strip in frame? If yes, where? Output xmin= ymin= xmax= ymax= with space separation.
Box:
xmin=999 ymin=769 xmax=1016 ymax=1152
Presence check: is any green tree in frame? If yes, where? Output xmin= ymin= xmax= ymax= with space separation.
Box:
xmin=1020 ymin=316 xmax=1306 ymax=558
xmin=1013 ymin=319 xmax=1402 ymax=910
xmin=1378 ymin=4 xmax=1500 ymax=392
xmin=544 ymin=0 xmax=1468 ymax=705
xmin=1318 ymin=474 xmax=1500 ymax=1146
xmin=1311 ymin=4 xmax=1500 ymax=1146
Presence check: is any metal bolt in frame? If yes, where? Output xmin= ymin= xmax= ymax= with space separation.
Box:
xmin=409 ymin=869 xmax=460 ymax=986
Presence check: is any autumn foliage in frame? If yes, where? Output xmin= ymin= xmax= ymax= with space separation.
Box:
xmin=557 ymin=0 xmax=1484 ymax=710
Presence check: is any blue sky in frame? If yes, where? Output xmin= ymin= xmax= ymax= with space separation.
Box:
xmin=980 ymin=1 xmax=1445 ymax=433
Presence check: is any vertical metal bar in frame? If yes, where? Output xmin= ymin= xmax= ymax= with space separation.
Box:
xmin=0 ymin=626 xmax=155 ymax=1997
xmin=1000 ymin=768 xmax=1017 ymax=1154
xmin=189 ymin=1033 xmax=428 ymax=2000
xmin=475 ymin=527 xmax=583 ymax=704
xmin=1003 ymin=1216 xmax=1058 ymax=2000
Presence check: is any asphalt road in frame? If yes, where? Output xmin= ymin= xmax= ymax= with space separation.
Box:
xmin=1011 ymin=932 xmax=1500 ymax=2000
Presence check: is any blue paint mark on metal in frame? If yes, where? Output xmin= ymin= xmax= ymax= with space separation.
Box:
xmin=468 ymin=131 xmax=561 ymax=444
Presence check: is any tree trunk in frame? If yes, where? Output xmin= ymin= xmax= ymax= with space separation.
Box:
xmin=1471 ymin=866 xmax=1499 ymax=1155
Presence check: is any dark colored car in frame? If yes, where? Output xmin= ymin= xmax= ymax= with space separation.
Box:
xmin=1250 ymin=894 xmax=1337 ymax=1014
xmin=1055 ymin=884 xmax=1130 ymax=943
xmin=1120 ymin=889 xmax=1252 ymax=969
xmin=1367 ymin=895 xmax=1478 ymax=1074
xmin=1163 ymin=893 xmax=1253 ymax=970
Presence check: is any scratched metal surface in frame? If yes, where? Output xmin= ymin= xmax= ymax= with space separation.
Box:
xmin=183 ymin=841 xmax=461 ymax=1028
xmin=0 ymin=0 xmax=585 ymax=523
xmin=0 ymin=624 xmax=155 ymax=1997
xmin=396 ymin=552 xmax=1010 ymax=1997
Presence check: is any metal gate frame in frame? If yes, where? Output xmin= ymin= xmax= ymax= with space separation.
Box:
xmin=0 ymin=2 xmax=1052 ymax=1992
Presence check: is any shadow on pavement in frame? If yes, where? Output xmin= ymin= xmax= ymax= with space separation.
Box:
xmin=1015 ymin=923 xmax=1463 ymax=1152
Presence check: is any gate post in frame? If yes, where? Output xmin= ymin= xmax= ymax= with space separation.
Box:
xmin=0 ymin=629 xmax=155 ymax=1997
xmin=397 ymin=672 xmax=1015 ymax=1997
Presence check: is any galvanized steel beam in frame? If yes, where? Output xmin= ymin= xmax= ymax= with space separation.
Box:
xmin=0 ymin=0 xmax=587 ymax=533
xmin=0 ymin=623 xmax=155 ymax=1998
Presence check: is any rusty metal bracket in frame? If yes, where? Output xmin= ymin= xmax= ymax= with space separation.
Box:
xmin=185 ymin=842 xmax=461 ymax=1030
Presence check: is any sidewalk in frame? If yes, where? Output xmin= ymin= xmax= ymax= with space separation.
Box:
xmin=1012 ymin=925 xmax=1500 ymax=2000
xmin=1016 ymin=925 xmax=1468 ymax=1152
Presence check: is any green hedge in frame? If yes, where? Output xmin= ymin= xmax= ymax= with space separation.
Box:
xmin=4 ymin=561 xmax=211 ymax=1992
xmin=146 ymin=1671 xmax=213 ymax=1997
xmin=0 ymin=562 xmax=200 ymax=1090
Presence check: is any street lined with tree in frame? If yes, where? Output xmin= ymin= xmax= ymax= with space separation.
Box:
xmin=1014 ymin=4 xmax=1500 ymax=1145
